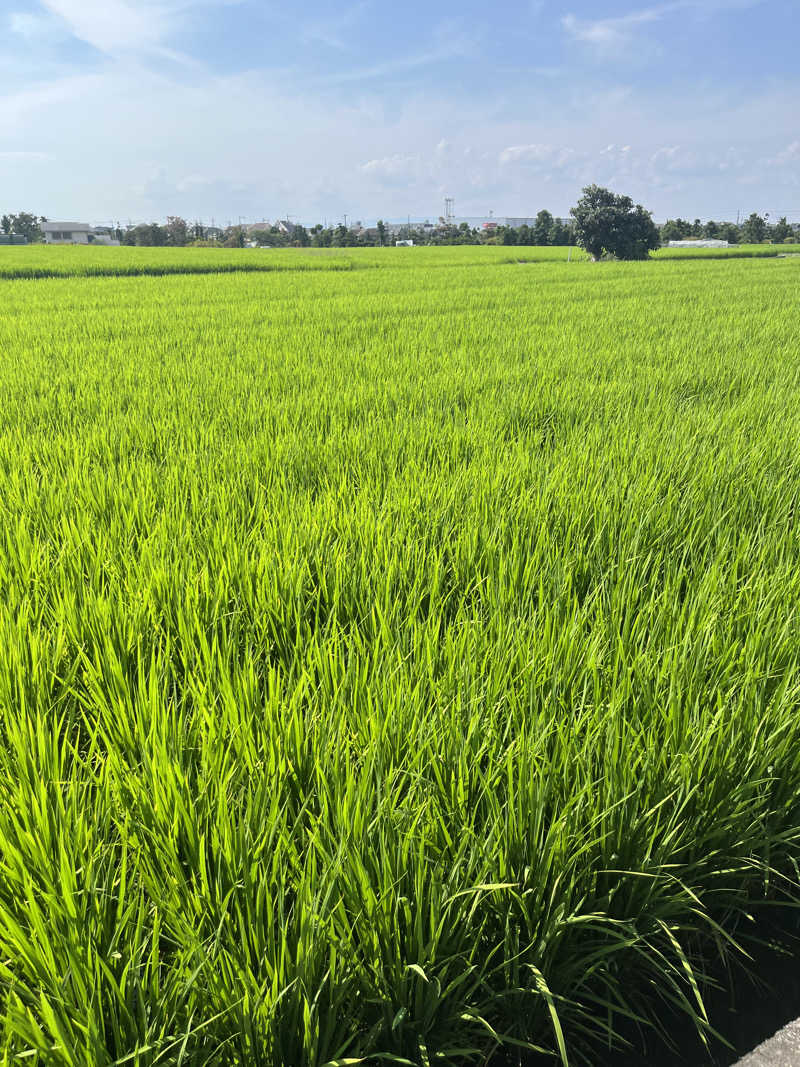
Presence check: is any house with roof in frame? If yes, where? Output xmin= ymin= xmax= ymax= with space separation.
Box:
xmin=42 ymin=222 xmax=120 ymax=245
xmin=42 ymin=222 xmax=91 ymax=244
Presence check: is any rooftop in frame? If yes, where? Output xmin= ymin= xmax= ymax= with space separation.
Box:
xmin=41 ymin=221 xmax=90 ymax=232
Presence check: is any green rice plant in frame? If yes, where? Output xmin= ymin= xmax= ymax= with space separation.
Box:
xmin=0 ymin=252 xmax=798 ymax=1064
xmin=0 ymin=244 xmax=580 ymax=281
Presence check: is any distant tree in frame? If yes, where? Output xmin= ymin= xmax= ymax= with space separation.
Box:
xmin=549 ymin=218 xmax=572 ymax=245
xmin=532 ymin=209 xmax=554 ymax=245
xmin=165 ymin=216 xmax=189 ymax=246
xmin=223 ymin=225 xmax=246 ymax=248
xmin=703 ymin=220 xmax=720 ymax=238
xmin=1 ymin=211 xmax=44 ymax=241
xmin=144 ymin=223 xmax=166 ymax=246
xmin=311 ymin=225 xmax=331 ymax=248
xmin=571 ymin=185 xmax=660 ymax=260
xmin=122 ymin=222 xmax=167 ymax=246
xmin=376 ymin=219 xmax=387 ymax=246
xmin=515 ymin=224 xmax=532 ymax=246
xmin=740 ymin=212 xmax=767 ymax=244
xmin=661 ymin=218 xmax=695 ymax=241
xmin=500 ymin=225 xmax=517 ymax=245
xmin=331 ymin=223 xmax=358 ymax=247
xmin=718 ymin=223 xmax=740 ymax=244
xmin=771 ymin=216 xmax=791 ymax=242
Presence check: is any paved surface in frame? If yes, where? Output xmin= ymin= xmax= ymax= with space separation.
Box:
xmin=734 ymin=1019 xmax=800 ymax=1066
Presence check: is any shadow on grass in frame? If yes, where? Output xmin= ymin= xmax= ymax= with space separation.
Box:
xmin=612 ymin=911 xmax=800 ymax=1066
xmin=495 ymin=911 xmax=800 ymax=1066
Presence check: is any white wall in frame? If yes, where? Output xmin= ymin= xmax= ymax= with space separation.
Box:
xmin=44 ymin=230 xmax=90 ymax=244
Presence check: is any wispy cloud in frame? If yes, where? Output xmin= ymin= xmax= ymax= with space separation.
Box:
xmin=499 ymin=144 xmax=577 ymax=168
xmin=307 ymin=33 xmax=478 ymax=88
xmin=562 ymin=5 xmax=668 ymax=53
xmin=39 ymin=0 xmax=171 ymax=53
xmin=0 ymin=150 xmax=52 ymax=160
xmin=0 ymin=0 xmax=795 ymax=224
xmin=8 ymin=10 xmax=60 ymax=38
xmin=299 ymin=1 xmax=370 ymax=50
xmin=562 ymin=0 xmax=765 ymax=56
xmin=36 ymin=0 xmax=239 ymax=62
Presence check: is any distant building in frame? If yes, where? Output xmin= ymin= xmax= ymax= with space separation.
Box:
xmin=89 ymin=227 xmax=120 ymax=246
xmin=42 ymin=222 xmax=120 ymax=245
xmin=396 ymin=239 xmax=414 ymax=247
xmin=667 ymin=239 xmax=729 ymax=248
xmin=244 ymin=221 xmax=272 ymax=236
xmin=42 ymin=222 xmax=91 ymax=244
xmin=451 ymin=216 xmax=571 ymax=230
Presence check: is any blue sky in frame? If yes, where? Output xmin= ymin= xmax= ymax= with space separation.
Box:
xmin=1 ymin=0 xmax=797 ymax=224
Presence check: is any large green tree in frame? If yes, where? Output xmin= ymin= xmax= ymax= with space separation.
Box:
xmin=570 ymin=185 xmax=660 ymax=260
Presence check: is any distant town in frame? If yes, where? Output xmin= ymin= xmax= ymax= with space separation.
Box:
xmin=1 ymin=209 xmax=798 ymax=248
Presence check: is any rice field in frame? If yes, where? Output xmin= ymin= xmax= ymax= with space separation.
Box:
xmin=1 ymin=248 xmax=799 ymax=1065
xmin=0 ymin=244 xmax=580 ymax=280
xmin=0 ymin=241 xmax=789 ymax=280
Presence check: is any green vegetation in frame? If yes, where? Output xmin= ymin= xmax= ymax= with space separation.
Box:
xmin=1 ymin=248 xmax=799 ymax=1065
xmin=0 ymin=243 xmax=582 ymax=279
xmin=654 ymin=244 xmax=800 ymax=259
xmin=570 ymin=185 xmax=660 ymax=261
xmin=0 ymin=243 xmax=787 ymax=283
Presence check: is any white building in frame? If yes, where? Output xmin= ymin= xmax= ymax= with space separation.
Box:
xmin=42 ymin=222 xmax=120 ymax=245
xmin=667 ymin=239 xmax=729 ymax=248
xmin=42 ymin=222 xmax=91 ymax=244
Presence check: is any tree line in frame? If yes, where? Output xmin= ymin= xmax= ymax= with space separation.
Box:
xmin=660 ymin=213 xmax=795 ymax=244
xmin=2 ymin=206 xmax=795 ymax=249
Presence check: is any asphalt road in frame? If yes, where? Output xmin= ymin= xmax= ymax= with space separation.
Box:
xmin=734 ymin=1020 xmax=800 ymax=1066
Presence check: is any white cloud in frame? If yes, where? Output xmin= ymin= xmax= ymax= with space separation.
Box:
xmin=500 ymin=143 xmax=555 ymax=165
xmin=35 ymin=0 xmax=240 ymax=59
xmin=0 ymin=30 xmax=798 ymax=224
xmin=562 ymin=0 xmax=765 ymax=57
xmin=361 ymin=154 xmax=423 ymax=186
xmin=8 ymin=11 xmax=59 ymax=38
xmin=307 ymin=32 xmax=479 ymax=88
xmin=562 ymin=6 xmax=669 ymax=55
xmin=768 ymin=140 xmax=800 ymax=168
xmin=39 ymin=0 xmax=171 ymax=53
xmin=299 ymin=2 xmax=370 ymax=50
xmin=0 ymin=150 xmax=52 ymax=160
